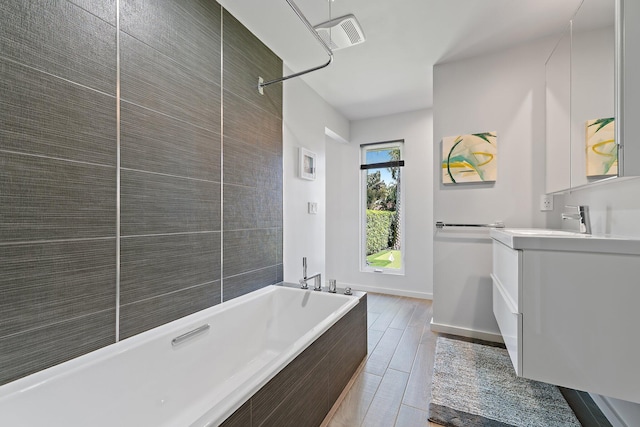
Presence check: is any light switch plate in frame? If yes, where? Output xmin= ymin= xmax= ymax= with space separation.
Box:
xmin=308 ymin=202 xmax=318 ymax=214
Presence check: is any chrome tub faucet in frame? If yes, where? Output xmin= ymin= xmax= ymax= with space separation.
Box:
xmin=562 ymin=205 xmax=591 ymax=234
xmin=300 ymin=257 xmax=322 ymax=291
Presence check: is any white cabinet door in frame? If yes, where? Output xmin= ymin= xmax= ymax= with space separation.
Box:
xmin=521 ymin=250 xmax=640 ymax=403
xmin=492 ymin=275 xmax=522 ymax=375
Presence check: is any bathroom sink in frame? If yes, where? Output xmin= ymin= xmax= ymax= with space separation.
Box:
xmin=490 ymin=228 xmax=640 ymax=255
xmin=502 ymin=229 xmax=583 ymax=236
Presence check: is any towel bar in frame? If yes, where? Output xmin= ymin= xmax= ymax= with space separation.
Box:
xmin=435 ymin=221 xmax=505 ymax=229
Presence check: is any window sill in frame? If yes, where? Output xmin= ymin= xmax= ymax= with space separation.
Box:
xmin=361 ymin=268 xmax=405 ymax=276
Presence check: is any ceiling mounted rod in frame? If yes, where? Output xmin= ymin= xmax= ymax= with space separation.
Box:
xmin=258 ymin=0 xmax=334 ymax=94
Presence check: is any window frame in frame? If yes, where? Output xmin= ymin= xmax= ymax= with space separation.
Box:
xmin=359 ymin=140 xmax=405 ymax=275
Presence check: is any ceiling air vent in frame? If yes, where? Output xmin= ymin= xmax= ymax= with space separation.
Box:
xmin=314 ymin=14 xmax=366 ymax=51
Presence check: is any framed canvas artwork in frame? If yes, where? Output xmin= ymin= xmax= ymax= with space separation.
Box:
xmin=442 ymin=132 xmax=497 ymax=184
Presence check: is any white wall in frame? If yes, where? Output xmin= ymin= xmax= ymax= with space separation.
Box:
xmin=326 ymin=109 xmax=434 ymax=299
xmin=432 ymin=37 xmax=555 ymax=341
xmin=283 ymin=68 xmax=349 ymax=285
xmin=561 ymin=177 xmax=640 ymax=237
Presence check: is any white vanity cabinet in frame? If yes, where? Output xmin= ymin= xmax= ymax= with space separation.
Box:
xmin=490 ymin=229 xmax=640 ymax=404
xmin=491 ymin=241 xmax=522 ymax=375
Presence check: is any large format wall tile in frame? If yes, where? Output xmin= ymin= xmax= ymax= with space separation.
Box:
xmin=224 ymin=136 xmax=281 ymax=189
xmin=223 ymin=138 xmax=263 ymax=188
xmin=257 ymin=185 xmax=284 ymax=229
xmin=0 ymin=59 xmax=116 ymax=166
xmin=0 ymin=152 xmax=116 ymax=242
xmin=121 ymin=169 xmax=220 ymax=236
xmin=276 ymin=228 xmax=283 ymax=267
xmin=261 ymin=359 xmax=329 ymax=427
xmin=223 ymin=10 xmax=282 ymax=119
xmin=0 ymin=0 xmax=116 ymax=93
xmin=117 ymin=1 xmax=225 ymax=342
xmin=276 ymin=264 xmax=284 ymax=283
xmin=327 ymin=328 xmax=367 ymax=404
xmin=220 ymin=400 xmax=251 ymax=427
xmin=120 ymin=232 xmax=221 ymax=304
xmin=119 ymin=281 xmax=221 ymax=339
xmin=223 ymin=184 xmax=259 ymax=231
xmin=121 ymin=0 xmax=221 ymax=85
xmin=220 ymin=7 xmax=283 ymax=302
xmin=68 ymin=0 xmax=117 ymax=25
xmin=120 ymin=32 xmax=221 ymax=131
xmin=224 ymin=91 xmax=282 ymax=154
xmin=222 ymin=267 xmax=278 ymax=302
xmin=121 ymin=101 xmax=220 ymax=179
xmin=223 ymin=184 xmax=282 ymax=231
xmin=0 ymin=310 xmax=116 ymax=386
xmin=223 ymin=229 xmax=279 ymax=277
xmin=0 ymin=239 xmax=116 ymax=337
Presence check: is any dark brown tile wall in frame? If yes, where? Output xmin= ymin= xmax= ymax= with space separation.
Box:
xmin=120 ymin=102 xmax=221 ymax=179
xmin=0 ymin=0 xmax=117 ymax=93
xmin=0 ymin=60 xmax=117 ymax=164
xmin=0 ymin=0 xmax=118 ymax=386
xmin=222 ymin=10 xmax=283 ymax=301
xmin=119 ymin=280 xmax=222 ymax=340
xmin=119 ymin=233 xmax=221 ymax=304
xmin=0 ymin=310 xmax=117 ymax=386
xmin=0 ymin=0 xmax=282 ymax=385
xmin=223 ymin=266 xmax=280 ymax=302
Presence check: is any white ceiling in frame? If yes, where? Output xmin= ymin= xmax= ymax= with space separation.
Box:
xmin=218 ymin=0 xmax=583 ymax=121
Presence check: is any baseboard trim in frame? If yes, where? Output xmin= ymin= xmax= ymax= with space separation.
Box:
xmin=429 ymin=319 xmax=504 ymax=343
xmin=342 ymin=283 xmax=432 ymax=300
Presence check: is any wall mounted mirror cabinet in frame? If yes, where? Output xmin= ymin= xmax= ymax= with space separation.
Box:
xmin=545 ymin=0 xmax=640 ymax=193
xmin=546 ymin=28 xmax=571 ymax=193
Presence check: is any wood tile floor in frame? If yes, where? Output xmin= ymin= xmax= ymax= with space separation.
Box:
xmin=322 ymin=293 xmax=443 ymax=427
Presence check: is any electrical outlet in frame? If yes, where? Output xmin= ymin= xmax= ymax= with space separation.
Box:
xmin=540 ymin=194 xmax=553 ymax=211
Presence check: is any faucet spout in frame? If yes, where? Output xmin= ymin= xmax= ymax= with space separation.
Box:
xmin=562 ymin=205 xmax=591 ymax=234
xmin=299 ymin=273 xmax=322 ymax=291
xmin=300 ymin=257 xmax=321 ymax=290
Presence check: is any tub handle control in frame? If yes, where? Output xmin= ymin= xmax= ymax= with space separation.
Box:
xmin=171 ymin=324 xmax=210 ymax=347
xmin=344 ymin=287 xmax=352 ymax=295
xmin=328 ymin=279 xmax=337 ymax=293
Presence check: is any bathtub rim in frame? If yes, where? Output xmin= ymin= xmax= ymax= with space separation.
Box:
xmin=0 ymin=284 xmax=362 ymax=427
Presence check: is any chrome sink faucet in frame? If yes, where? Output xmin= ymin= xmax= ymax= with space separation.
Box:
xmin=562 ymin=205 xmax=591 ymax=234
xmin=300 ymin=257 xmax=322 ymax=291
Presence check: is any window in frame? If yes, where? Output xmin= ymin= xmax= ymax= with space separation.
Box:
xmin=360 ymin=141 xmax=404 ymax=274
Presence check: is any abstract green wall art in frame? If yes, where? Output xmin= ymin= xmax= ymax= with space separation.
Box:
xmin=586 ymin=118 xmax=617 ymax=177
xmin=442 ymin=132 xmax=497 ymax=184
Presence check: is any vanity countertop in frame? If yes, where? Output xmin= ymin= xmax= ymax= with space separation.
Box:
xmin=490 ymin=228 xmax=640 ymax=255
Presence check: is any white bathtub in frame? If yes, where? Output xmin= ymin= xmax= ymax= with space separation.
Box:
xmin=0 ymin=285 xmax=359 ymax=427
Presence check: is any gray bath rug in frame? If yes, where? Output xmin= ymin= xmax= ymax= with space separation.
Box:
xmin=428 ymin=337 xmax=581 ymax=427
